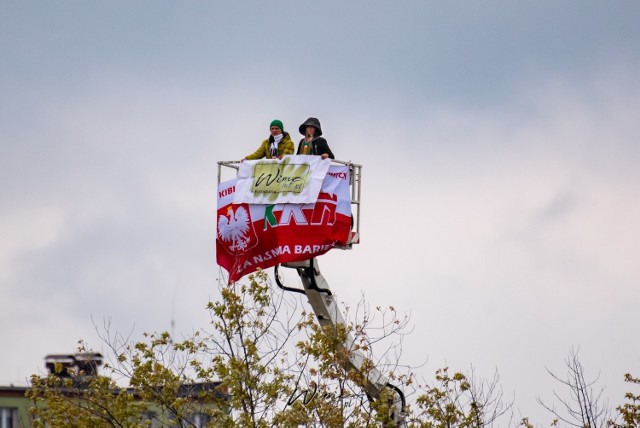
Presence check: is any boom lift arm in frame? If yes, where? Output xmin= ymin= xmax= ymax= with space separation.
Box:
xmin=276 ymin=258 xmax=407 ymax=426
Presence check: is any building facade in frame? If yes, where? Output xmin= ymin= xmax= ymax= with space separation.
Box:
xmin=0 ymin=353 xmax=225 ymax=428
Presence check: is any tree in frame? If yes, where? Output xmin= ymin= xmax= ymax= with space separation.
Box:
xmin=537 ymin=348 xmax=612 ymax=427
xmin=412 ymin=366 xmax=513 ymax=428
xmin=610 ymin=373 xmax=640 ymax=428
xmin=28 ymin=269 xmax=515 ymax=427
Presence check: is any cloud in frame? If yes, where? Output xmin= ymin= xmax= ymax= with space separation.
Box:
xmin=320 ymin=67 xmax=640 ymax=419
xmin=2 ymin=2 xmax=639 ymax=422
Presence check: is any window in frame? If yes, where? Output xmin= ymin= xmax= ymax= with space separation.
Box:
xmin=169 ymin=411 xmax=211 ymax=428
xmin=189 ymin=412 xmax=211 ymax=428
xmin=142 ymin=411 xmax=157 ymax=428
xmin=0 ymin=408 xmax=18 ymax=428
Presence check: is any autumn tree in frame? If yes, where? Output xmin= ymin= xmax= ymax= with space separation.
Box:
xmin=28 ymin=269 xmax=516 ymax=427
xmin=411 ymin=366 xmax=513 ymax=428
xmin=28 ymin=270 xmax=412 ymax=426
xmin=611 ymin=373 xmax=640 ymax=427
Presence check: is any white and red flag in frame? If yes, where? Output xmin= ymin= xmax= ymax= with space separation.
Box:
xmin=216 ymin=163 xmax=351 ymax=283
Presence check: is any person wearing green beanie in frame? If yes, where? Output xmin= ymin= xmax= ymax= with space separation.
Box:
xmin=270 ymin=119 xmax=284 ymax=132
xmin=242 ymin=119 xmax=295 ymax=161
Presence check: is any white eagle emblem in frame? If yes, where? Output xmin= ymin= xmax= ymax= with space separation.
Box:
xmin=218 ymin=205 xmax=251 ymax=252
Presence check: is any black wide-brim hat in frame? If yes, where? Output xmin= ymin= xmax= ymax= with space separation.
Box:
xmin=299 ymin=117 xmax=323 ymax=137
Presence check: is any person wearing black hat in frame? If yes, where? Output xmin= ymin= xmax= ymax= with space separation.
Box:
xmin=242 ymin=119 xmax=295 ymax=161
xmin=296 ymin=117 xmax=335 ymax=160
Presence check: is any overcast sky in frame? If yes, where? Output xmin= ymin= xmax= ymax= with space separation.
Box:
xmin=2 ymin=1 xmax=639 ymax=424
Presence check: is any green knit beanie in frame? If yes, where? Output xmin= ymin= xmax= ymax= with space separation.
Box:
xmin=270 ymin=119 xmax=284 ymax=132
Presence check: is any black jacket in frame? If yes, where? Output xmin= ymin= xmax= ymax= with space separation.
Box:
xmin=296 ymin=137 xmax=335 ymax=159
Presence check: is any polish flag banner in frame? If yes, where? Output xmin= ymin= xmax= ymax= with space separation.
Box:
xmin=217 ymin=165 xmax=351 ymax=283
xmin=233 ymin=155 xmax=331 ymax=205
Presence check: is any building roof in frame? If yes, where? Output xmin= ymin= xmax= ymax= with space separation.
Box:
xmin=0 ymin=385 xmax=29 ymax=397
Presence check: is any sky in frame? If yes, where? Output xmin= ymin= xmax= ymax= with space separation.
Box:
xmin=2 ymin=1 xmax=640 ymax=424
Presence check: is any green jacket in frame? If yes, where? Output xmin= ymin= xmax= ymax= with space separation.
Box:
xmin=245 ymin=132 xmax=295 ymax=160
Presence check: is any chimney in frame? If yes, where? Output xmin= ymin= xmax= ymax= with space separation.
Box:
xmin=45 ymin=353 xmax=104 ymax=378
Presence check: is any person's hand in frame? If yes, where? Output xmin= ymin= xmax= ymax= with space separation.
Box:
xmin=321 ymin=153 xmax=329 ymax=160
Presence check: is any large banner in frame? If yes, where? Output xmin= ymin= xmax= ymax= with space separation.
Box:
xmin=217 ymin=164 xmax=351 ymax=283
xmin=233 ymin=155 xmax=331 ymax=205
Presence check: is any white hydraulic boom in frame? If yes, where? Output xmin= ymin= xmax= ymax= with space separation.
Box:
xmin=275 ymin=258 xmax=407 ymax=425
